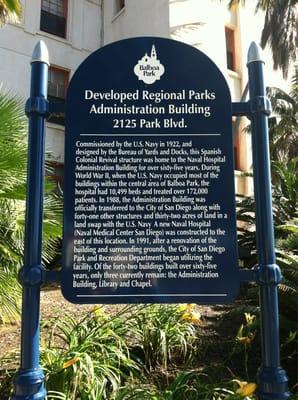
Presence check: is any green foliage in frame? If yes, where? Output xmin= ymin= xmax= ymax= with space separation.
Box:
xmin=221 ymin=0 xmax=298 ymax=77
xmin=267 ymin=86 xmax=298 ymax=167
xmin=115 ymin=373 xmax=257 ymax=400
xmin=0 ymin=269 xmax=20 ymax=323
xmin=232 ymin=313 xmax=259 ymax=380
xmin=0 ymin=89 xmax=26 ymax=322
xmin=46 ymin=372 xmax=258 ymax=400
xmin=0 ymin=304 xmax=273 ymax=400
xmin=236 ymin=77 xmax=297 ymax=363
xmin=232 ymin=76 xmax=298 ymax=387
xmin=0 ymin=89 xmax=62 ymax=323
xmin=37 ymin=305 xmax=201 ymax=400
xmin=131 ymin=305 xmax=199 ymax=370
xmin=258 ymin=0 xmax=297 ymax=78
xmin=272 ymin=159 xmax=297 ymax=221
xmin=0 ymin=0 xmax=22 ymax=26
xmin=237 ymin=158 xmax=298 ymax=328
xmin=41 ymin=306 xmax=140 ymax=400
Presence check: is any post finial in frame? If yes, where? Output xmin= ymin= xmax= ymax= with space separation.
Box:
xmin=247 ymin=41 xmax=264 ymax=65
xmin=31 ymin=40 xmax=49 ymax=66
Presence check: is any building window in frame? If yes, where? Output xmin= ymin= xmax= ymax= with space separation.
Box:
xmin=47 ymin=67 xmax=69 ymax=126
xmin=225 ymin=27 xmax=236 ymax=71
xmin=115 ymin=0 xmax=125 ymax=14
xmin=40 ymin=0 xmax=67 ymax=38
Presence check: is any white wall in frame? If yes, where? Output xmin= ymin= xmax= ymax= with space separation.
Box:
xmin=0 ymin=0 xmax=170 ymax=162
xmin=238 ymin=1 xmax=293 ymax=93
xmin=103 ymin=0 xmax=169 ymax=44
xmin=236 ymin=2 xmax=293 ymax=176
xmin=169 ymin=0 xmax=293 ymax=181
xmin=0 ymin=0 xmax=102 ymax=162
xmin=170 ymin=0 xmax=243 ymax=101
xmin=169 ymin=0 xmax=292 ymax=97
xmin=0 ymin=0 xmax=293 ymax=165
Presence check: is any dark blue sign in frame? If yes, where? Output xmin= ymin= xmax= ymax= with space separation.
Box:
xmin=62 ymin=37 xmax=239 ymax=304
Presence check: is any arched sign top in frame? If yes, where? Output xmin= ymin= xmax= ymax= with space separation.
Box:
xmin=68 ymin=36 xmax=231 ymax=94
xmin=62 ymin=36 xmax=239 ymax=304
xmin=66 ymin=37 xmax=232 ymax=134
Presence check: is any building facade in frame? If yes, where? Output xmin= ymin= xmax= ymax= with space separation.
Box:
xmin=0 ymin=0 xmax=292 ymax=193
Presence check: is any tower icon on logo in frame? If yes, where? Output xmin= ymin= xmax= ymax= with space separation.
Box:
xmin=134 ymin=45 xmax=165 ymax=85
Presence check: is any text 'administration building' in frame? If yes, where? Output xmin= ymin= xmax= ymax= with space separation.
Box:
xmin=0 ymin=0 xmax=291 ymax=194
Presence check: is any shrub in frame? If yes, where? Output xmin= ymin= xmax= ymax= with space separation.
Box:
xmin=115 ymin=372 xmax=258 ymax=400
xmin=41 ymin=306 xmax=140 ymax=400
xmin=130 ymin=304 xmax=200 ymax=370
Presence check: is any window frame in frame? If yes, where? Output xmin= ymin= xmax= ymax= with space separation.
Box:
xmin=40 ymin=0 xmax=68 ymax=39
xmin=47 ymin=66 xmax=69 ymax=126
xmin=225 ymin=26 xmax=236 ymax=72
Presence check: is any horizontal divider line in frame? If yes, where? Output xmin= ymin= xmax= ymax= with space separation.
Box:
xmin=76 ymin=293 xmax=228 ymax=297
xmin=80 ymin=133 xmax=221 ymax=137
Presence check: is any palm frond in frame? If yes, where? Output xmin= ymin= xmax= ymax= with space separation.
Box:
xmin=0 ymin=270 xmax=21 ymax=323
xmin=0 ymin=0 xmax=22 ymax=26
xmin=259 ymin=0 xmax=297 ymax=78
xmin=0 ymin=89 xmax=62 ymax=322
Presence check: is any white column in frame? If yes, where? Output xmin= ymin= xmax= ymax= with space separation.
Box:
xmin=71 ymin=0 xmax=84 ymax=49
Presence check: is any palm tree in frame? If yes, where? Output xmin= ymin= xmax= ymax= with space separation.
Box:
xmin=0 ymin=89 xmax=62 ymax=323
xmin=267 ymin=81 xmax=298 ymax=166
xmin=0 ymin=0 xmax=22 ymax=26
xmin=0 ymin=89 xmax=27 ymax=323
xmin=225 ymin=0 xmax=297 ymax=78
xmin=258 ymin=0 xmax=297 ymax=78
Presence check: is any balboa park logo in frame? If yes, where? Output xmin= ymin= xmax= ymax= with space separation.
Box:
xmin=134 ymin=45 xmax=165 ymax=85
